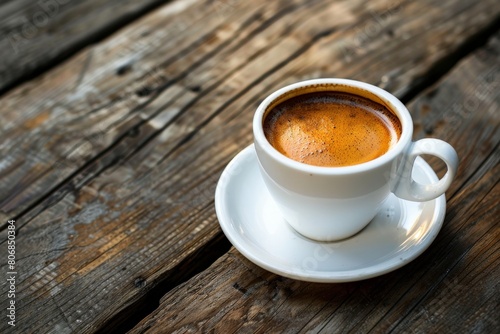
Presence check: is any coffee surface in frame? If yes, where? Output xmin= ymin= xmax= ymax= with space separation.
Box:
xmin=263 ymin=91 xmax=401 ymax=167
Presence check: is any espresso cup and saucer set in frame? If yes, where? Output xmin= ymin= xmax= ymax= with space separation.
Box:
xmin=215 ymin=78 xmax=458 ymax=282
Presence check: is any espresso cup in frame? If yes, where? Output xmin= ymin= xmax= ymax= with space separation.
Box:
xmin=253 ymin=78 xmax=459 ymax=241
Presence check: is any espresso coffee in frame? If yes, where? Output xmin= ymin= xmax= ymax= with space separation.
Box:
xmin=263 ymin=91 xmax=402 ymax=167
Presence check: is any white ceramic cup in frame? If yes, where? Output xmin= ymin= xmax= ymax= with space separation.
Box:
xmin=253 ymin=78 xmax=459 ymax=241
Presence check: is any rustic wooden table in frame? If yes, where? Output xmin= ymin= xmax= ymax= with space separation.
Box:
xmin=1 ymin=0 xmax=499 ymax=333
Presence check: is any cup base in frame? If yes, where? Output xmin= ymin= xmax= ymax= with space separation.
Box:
xmin=285 ymin=219 xmax=372 ymax=242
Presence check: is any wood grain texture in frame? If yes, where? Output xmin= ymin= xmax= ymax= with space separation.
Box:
xmin=129 ymin=29 xmax=500 ymax=334
xmin=0 ymin=0 xmax=177 ymax=93
xmin=0 ymin=0 xmax=498 ymax=333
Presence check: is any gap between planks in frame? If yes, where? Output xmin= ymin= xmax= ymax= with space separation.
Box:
xmin=94 ymin=231 xmax=232 ymax=334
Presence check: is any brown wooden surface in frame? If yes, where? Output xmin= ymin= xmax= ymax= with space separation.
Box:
xmin=0 ymin=0 xmax=175 ymax=93
xmin=0 ymin=0 xmax=498 ymax=333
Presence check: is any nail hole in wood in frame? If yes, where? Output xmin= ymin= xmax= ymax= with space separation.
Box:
xmin=134 ymin=277 xmax=147 ymax=288
xmin=233 ymin=282 xmax=247 ymax=294
xmin=136 ymin=86 xmax=154 ymax=97
xmin=189 ymin=85 xmax=201 ymax=93
xmin=128 ymin=128 xmax=140 ymax=137
xmin=116 ymin=64 xmax=132 ymax=76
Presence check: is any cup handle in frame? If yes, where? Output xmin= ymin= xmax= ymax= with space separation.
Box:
xmin=393 ymin=138 xmax=459 ymax=202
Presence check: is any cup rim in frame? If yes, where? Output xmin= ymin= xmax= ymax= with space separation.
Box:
xmin=253 ymin=78 xmax=413 ymax=175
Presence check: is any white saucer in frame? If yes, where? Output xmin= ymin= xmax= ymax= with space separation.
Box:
xmin=215 ymin=145 xmax=446 ymax=283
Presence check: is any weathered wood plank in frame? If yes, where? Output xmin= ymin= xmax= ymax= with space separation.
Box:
xmin=0 ymin=0 xmax=499 ymax=333
xmin=128 ymin=30 xmax=500 ymax=333
xmin=0 ymin=0 xmax=182 ymax=93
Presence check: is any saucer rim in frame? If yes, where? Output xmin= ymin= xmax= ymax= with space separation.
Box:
xmin=215 ymin=144 xmax=446 ymax=283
